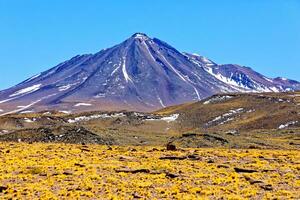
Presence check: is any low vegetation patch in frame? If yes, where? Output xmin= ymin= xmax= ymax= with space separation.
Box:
xmin=0 ymin=142 xmax=299 ymax=199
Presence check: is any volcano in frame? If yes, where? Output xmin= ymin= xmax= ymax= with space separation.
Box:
xmin=0 ymin=33 xmax=299 ymax=115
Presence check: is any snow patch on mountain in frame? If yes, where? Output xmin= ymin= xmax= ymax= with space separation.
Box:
xmin=133 ymin=33 xmax=149 ymax=40
xmin=159 ymin=52 xmax=187 ymax=82
xmin=278 ymin=121 xmax=298 ymax=129
xmin=142 ymin=41 xmax=156 ymax=62
xmin=68 ymin=113 xmax=126 ymax=123
xmin=0 ymin=93 xmax=57 ymax=116
xmin=122 ymin=56 xmax=133 ymax=83
xmin=205 ymin=68 xmax=243 ymax=88
xmin=10 ymin=84 xmax=42 ymax=97
xmin=58 ymin=84 xmax=73 ymax=91
xmin=203 ymin=95 xmax=234 ymax=105
xmin=157 ymin=95 xmax=166 ymax=108
xmin=111 ymin=63 xmax=121 ymax=76
xmin=160 ymin=114 xmax=179 ymax=123
xmin=24 ymin=117 xmax=36 ymax=123
xmin=59 ymin=111 xmax=72 ymax=114
xmin=145 ymin=114 xmax=179 ymax=123
xmin=20 ymin=110 xmax=34 ymax=114
xmin=206 ymin=108 xmax=244 ymax=126
xmin=0 ymin=99 xmax=41 ymax=116
xmin=263 ymin=77 xmax=273 ymax=83
xmin=74 ymin=103 xmax=92 ymax=107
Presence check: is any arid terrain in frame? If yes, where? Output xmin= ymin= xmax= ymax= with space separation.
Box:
xmin=0 ymin=92 xmax=299 ymax=149
xmin=0 ymin=92 xmax=299 ymax=199
xmin=0 ymin=142 xmax=299 ymax=199
xmin=1 ymin=1 xmax=299 ymax=199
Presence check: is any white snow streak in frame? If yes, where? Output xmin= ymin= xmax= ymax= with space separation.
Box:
xmin=206 ymin=108 xmax=244 ymax=126
xmin=145 ymin=114 xmax=179 ymax=123
xmin=278 ymin=121 xmax=298 ymax=129
xmin=10 ymin=84 xmax=42 ymax=97
xmin=159 ymin=53 xmax=187 ymax=82
xmin=24 ymin=117 xmax=36 ymax=123
xmin=111 ymin=63 xmax=121 ymax=76
xmin=160 ymin=114 xmax=179 ymax=123
xmin=0 ymin=97 xmax=19 ymax=104
xmin=58 ymin=84 xmax=73 ymax=91
xmin=122 ymin=56 xmax=133 ymax=83
xmin=68 ymin=113 xmax=126 ymax=123
xmin=74 ymin=103 xmax=92 ymax=107
xmin=0 ymin=100 xmax=41 ymax=116
xmin=158 ymin=52 xmax=201 ymax=100
xmin=263 ymin=77 xmax=273 ymax=83
xmin=142 ymin=41 xmax=156 ymax=62
xmin=157 ymin=95 xmax=166 ymax=108
xmin=192 ymin=86 xmax=201 ymax=100
xmin=203 ymin=95 xmax=233 ymax=105
xmin=59 ymin=111 xmax=71 ymax=114
xmin=0 ymin=93 xmax=57 ymax=116
xmin=20 ymin=110 xmax=34 ymax=114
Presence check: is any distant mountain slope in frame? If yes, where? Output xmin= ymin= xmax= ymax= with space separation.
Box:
xmin=0 ymin=33 xmax=299 ymax=115
xmin=156 ymin=92 xmax=300 ymax=132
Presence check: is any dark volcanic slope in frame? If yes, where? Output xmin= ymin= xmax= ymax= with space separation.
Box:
xmin=0 ymin=33 xmax=299 ymax=115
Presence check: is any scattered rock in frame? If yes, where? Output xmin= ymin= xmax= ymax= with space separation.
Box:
xmin=159 ymin=156 xmax=187 ymax=160
xmin=234 ymin=167 xmax=258 ymax=173
xmin=63 ymin=170 xmax=74 ymax=175
xmin=80 ymin=148 xmax=91 ymax=152
xmin=40 ymin=172 xmax=47 ymax=176
xmin=147 ymin=148 xmax=159 ymax=152
xmin=107 ymin=146 xmax=113 ymax=150
xmin=166 ymin=143 xmax=176 ymax=151
xmin=289 ymin=142 xmax=300 ymax=146
xmin=260 ymin=184 xmax=273 ymax=191
xmin=217 ymin=164 xmax=230 ymax=169
xmin=0 ymin=186 xmax=7 ymax=193
xmin=119 ymin=156 xmax=137 ymax=162
xmin=130 ymin=148 xmax=137 ymax=152
xmin=226 ymin=130 xmax=239 ymax=136
xmin=115 ymin=168 xmax=150 ymax=174
xmin=187 ymin=154 xmax=201 ymax=160
xmin=115 ymin=168 xmax=180 ymax=179
xmin=165 ymin=172 xmax=179 ymax=179
xmin=244 ymin=176 xmax=263 ymax=185
xmin=262 ymin=169 xmax=277 ymax=173
xmin=132 ymin=192 xmax=143 ymax=199
xmin=159 ymin=154 xmax=201 ymax=161
xmin=74 ymin=163 xmax=85 ymax=167
xmin=203 ymin=134 xmax=229 ymax=144
xmin=181 ymin=133 xmax=198 ymax=137
xmin=248 ymin=145 xmax=259 ymax=149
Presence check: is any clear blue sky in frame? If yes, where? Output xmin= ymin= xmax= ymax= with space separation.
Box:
xmin=0 ymin=0 xmax=299 ymax=90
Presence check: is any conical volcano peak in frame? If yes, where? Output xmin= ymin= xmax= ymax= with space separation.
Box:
xmin=131 ymin=32 xmax=150 ymax=40
xmin=0 ymin=33 xmax=299 ymax=115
